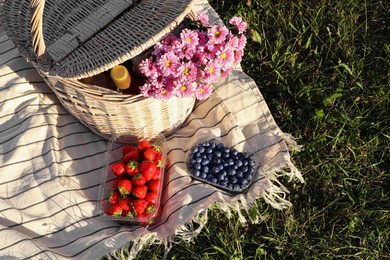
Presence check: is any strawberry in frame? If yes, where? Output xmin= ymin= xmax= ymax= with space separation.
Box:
xmin=108 ymin=204 xmax=123 ymax=216
xmin=122 ymin=150 xmax=141 ymax=164
xmin=140 ymin=161 xmax=157 ymax=180
xmin=133 ymin=185 xmax=148 ymax=199
xmin=109 ymin=191 xmax=120 ymax=204
xmin=111 ymin=177 xmax=123 ymax=189
xmin=148 ymin=180 xmax=160 ymax=192
xmin=145 ymin=192 xmax=158 ymax=204
xmin=126 ymin=160 xmax=139 ymax=176
xmin=132 ymin=173 xmax=147 ymax=186
xmin=118 ymin=197 xmax=131 ymax=212
xmin=153 ymin=153 xmax=164 ymax=167
xmin=131 ymin=199 xmax=149 ymax=216
xmin=137 ymin=140 xmax=151 ymax=151
xmin=143 ymin=148 xmax=157 ymax=161
xmin=152 ymin=168 xmax=161 ymax=180
xmin=111 ymin=161 xmax=126 ymax=177
xmin=117 ymin=179 xmax=133 ymax=195
xmin=122 ymin=145 xmax=136 ymax=156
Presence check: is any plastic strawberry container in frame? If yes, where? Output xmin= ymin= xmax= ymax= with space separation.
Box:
xmin=185 ymin=132 xmax=258 ymax=194
xmin=97 ymin=133 xmax=166 ymax=225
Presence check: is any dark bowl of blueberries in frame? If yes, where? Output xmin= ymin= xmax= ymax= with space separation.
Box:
xmin=187 ymin=138 xmax=257 ymax=193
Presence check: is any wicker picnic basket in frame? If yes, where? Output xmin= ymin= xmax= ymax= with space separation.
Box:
xmin=1 ymin=0 xmax=197 ymax=139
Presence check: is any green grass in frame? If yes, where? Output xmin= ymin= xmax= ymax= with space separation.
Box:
xmin=107 ymin=0 xmax=389 ymax=259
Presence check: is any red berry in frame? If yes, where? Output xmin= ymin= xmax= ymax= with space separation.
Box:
xmin=143 ymin=149 xmax=157 ymax=161
xmin=126 ymin=160 xmax=139 ymax=176
xmin=138 ymin=140 xmax=151 ymax=151
xmin=112 ymin=177 xmax=123 ymax=189
xmin=148 ymin=180 xmax=159 ymax=192
xmin=140 ymin=161 xmax=157 ymax=180
xmin=108 ymin=204 xmax=123 ymax=216
xmin=109 ymin=191 xmax=120 ymax=204
xmin=111 ymin=161 xmax=126 ymax=177
xmin=152 ymin=168 xmax=161 ymax=180
xmin=122 ymin=150 xmax=141 ymax=164
xmin=122 ymin=145 xmax=136 ymax=156
xmin=117 ymin=179 xmax=133 ymax=195
xmin=118 ymin=197 xmax=131 ymax=212
xmin=132 ymin=173 xmax=147 ymax=186
xmin=131 ymin=199 xmax=149 ymax=216
xmin=133 ymin=185 xmax=148 ymax=199
xmin=145 ymin=192 xmax=158 ymax=205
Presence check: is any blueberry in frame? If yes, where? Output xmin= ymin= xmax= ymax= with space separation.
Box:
xmin=227 ymin=158 xmax=234 ymax=166
xmin=241 ymin=165 xmax=249 ymax=173
xmin=218 ymin=164 xmax=224 ymax=170
xmin=190 ymin=159 xmax=197 ymax=165
xmin=233 ymin=184 xmax=241 ymax=191
xmin=230 ymin=176 xmax=238 ymax=184
xmin=244 ymin=172 xmax=253 ymax=180
xmin=231 ymin=149 xmax=239 ymax=156
xmin=227 ymin=168 xmax=236 ymax=176
xmin=195 ymin=157 xmax=202 ymax=163
xmin=227 ymin=183 xmax=233 ymax=190
xmin=240 ymin=178 xmax=249 ymax=186
xmin=214 ymin=150 xmax=222 ymax=157
xmin=198 ymin=146 xmax=205 ymax=153
xmin=223 ymin=162 xmax=229 ymax=168
xmin=212 ymin=165 xmax=220 ymax=173
xmin=217 ymin=173 xmax=225 ymax=181
xmin=217 ymin=143 xmax=225 ymax=150
xmin=236 ymin=170 xmax=244 ymax=178
xmin=220 ymin=180 xmax=228 ymax=187
xmin=202 ymin=165 xmax=210 ymax=173
xmin=222 ymin=153 xmax=230 ymax=158
xmin=201 ymin=173 xmax=207 ymax=179
xmin=194 ymin=163 xmax=201 ymax=170
xmin=201 ymin=158 xmax=210 ymax=165
xmin=213 ymin=158 xmax=222 ymax=164
xmin=211 ymin=177 xmax=218 ymax=183
xmin=206 ymin=147 xmax=214 ymax=154
xmin=223 ymin=147 xmax=230 ymax=153
xmin=249 ymin=157 xmax=256 ymax=167
xmin=207 ymin=154 xmax=214 ymax=161
xmin=235 ymin=159 xmax=243 ymax=167
xmin=193 ymin=170 xmax=200 ymax=177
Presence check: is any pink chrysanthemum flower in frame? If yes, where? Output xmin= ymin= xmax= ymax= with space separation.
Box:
xmin=177 ymin=61 xmax=198 ymax=82
xmin=226 ymin=33 xmax=239 ymax=49
xmin=195 ymin=84 xmax=213 ymax=100
xmin=139 ymin=57 xmax=158 ymax=78
xmin=237 ymin=35 xmax=247 ymax=51
xmin=197 ymin=11 xmax=209 ymax=26
xmin=155 ymin=85 xmax=175 ymax=100
xmin=173 ymin=42 xmax=195 ymax=60
xmin=175 ymin=78 xmax=195 ymax=98
xmin=208 ymin=25 xmax=229 ymax=44
xmin=234 ymin=49 xmax=244 ymax=64
xmin=190 ymin=47 xmax=207 ymax=67
xmin=180 ymin=28 xmax=199 ymax=49
xmin=140 ymin=83 xmax=156 ymax=98
xmin=216 ymin=46 xmax=234 ymax=69
xmin=229 ymin=16 xmax=247 ymax=34
xmin=196 ymin=30 xmax=208 ymax=46
xmin=161 ymin=34 xmax=178 ymax=46
xmin=157 ymin=51 xmax=180 ymax=76
xmin=203 ymin=61 xmax=221 ymax=84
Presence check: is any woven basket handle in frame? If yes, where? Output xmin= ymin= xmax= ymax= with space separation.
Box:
xmin=30 ymin=0 xmax=137 ymax=64
xmin=30 ymin=0 xmax=46 ymax=61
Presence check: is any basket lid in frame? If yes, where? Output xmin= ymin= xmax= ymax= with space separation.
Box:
xmin=1 ymin=0 xmax=195 ymax=79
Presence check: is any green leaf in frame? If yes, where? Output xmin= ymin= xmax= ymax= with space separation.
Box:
xmin=250 ymin=29 xmax=262 ymax=44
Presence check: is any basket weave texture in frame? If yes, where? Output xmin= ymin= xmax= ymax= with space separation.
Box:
xmin=1 ymin=0 xmax=197 ymax=139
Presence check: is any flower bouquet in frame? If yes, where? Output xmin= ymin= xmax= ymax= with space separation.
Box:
xmin=138 ymin=12 xmax=247 ymax=100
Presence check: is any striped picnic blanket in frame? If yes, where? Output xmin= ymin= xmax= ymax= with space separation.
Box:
xmin=0 ymin=1 xmax=303 ymax=259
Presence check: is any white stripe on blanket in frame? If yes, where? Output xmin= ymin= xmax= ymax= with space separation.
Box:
xmin=0 ymin=1 xmax=303 ymax=259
